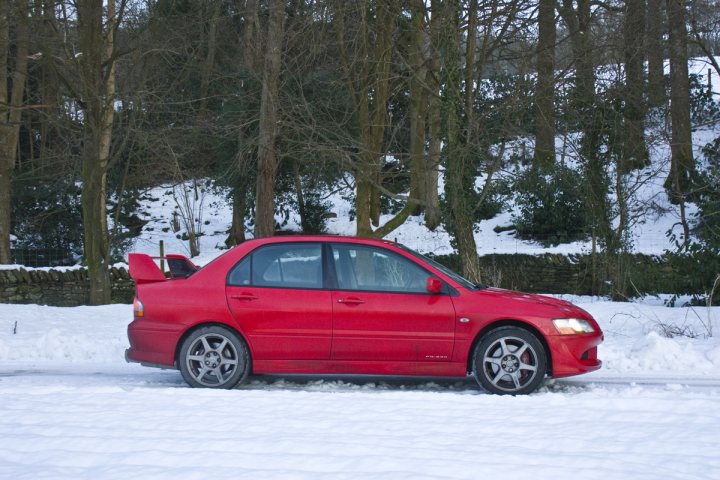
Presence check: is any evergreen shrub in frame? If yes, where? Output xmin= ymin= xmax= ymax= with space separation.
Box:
xmin=512 ymin=165 xmax=588 ymax=246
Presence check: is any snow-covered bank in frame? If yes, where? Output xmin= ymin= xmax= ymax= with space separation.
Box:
xmin=1 ymin=300 xmax=720 ymax=479
xmin=1 ymin=298 xmax=719 ymax=378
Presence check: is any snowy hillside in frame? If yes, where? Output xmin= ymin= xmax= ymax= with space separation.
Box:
xmin=0 ymin=299 xmax=719 ymax=479
xmin=126 ymin=59 xmax=720 ymax=267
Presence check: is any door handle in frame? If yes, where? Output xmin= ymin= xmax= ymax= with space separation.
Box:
xmin=337 ymin=297 xmax=364 ymax=305
xmin=231 ymin=293 xmax=258 ymax=301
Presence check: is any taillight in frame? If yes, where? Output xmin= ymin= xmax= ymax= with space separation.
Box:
xmin=133 ymin=297 xmax=144 ymax=317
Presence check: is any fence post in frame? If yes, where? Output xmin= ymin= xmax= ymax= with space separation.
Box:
xmin=591 ymin=228 xmax=597 ymax=296
xmin=159 ymin=240 xmax=165 ymax=272
xmin=709 ymin=69 xmax=713 ymax=98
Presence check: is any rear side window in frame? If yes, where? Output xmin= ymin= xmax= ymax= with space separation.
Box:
xmin=228 ymin=243 xmax=323 ymax=289
xmin=227 ymin=257 xmax=250 ymax=286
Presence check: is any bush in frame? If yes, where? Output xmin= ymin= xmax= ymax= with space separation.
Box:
xmin=690 ymin=73 xmax=720 ymax=125
xmin=512 ymin=165 xmax=588 ymax=246
xmin=693 ymin=136 xmax=720 ymax=248
xmin=11 ymin=177 xmax=84 ymax=263
xmin=300 ymin=192 xmax=332 ymax=234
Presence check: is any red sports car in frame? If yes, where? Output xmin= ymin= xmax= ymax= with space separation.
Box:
xmin=126 ymin=236 xmax=602 ymax=394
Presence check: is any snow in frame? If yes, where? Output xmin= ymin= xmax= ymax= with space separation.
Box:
xmin=1 ymin=300 xmax=720 ymax=478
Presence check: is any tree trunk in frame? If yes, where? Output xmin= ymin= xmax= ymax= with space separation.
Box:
xmin=621 ymin=0 xmax=649 ymax=172
xmin=198 ymin=1 xmax=221 ymax=117
xmin=0 ymin=1 xmax=9 ymax=265
xmin=254 ymin=0 xmax=285 ymax=238
xmin=425 ymin=97 xmax=441 ymax=231
xmin=444 ymin=147 xmax=482 ymax=283
xmin=228 ymin=0 xmax=258 ymax=246
xmin=228 ymin=185 xmax=247 ymax=246
xmin=664 ymin=0 xmax=695 ymax=202
xmin=243 ymin=0 xmax=261 ymax=75
xmin=37 ymin=0 xmax=60 ymax=175
xmin=355 ymin=154 xmax=375 ymax=238
xmin=441 ymin=0 xmax=481 ymax=284
xmin=77 ymin=0 xmax=116 ymax=304
xmin=424 ymin=0 xmax=442 ymax=231
xmin=559 ymin=0 xmax=611 ymax=244
xmin=646 ymin=0 xmax=666 ymax=108
xmin=367 ymin=2 xmax=395 ymax=230
xmin=229 ymin=127 xmax=249 ymax=247
xmin=0 ymin=2 xmax=29 ymax=264
xmin=408 ymin=0 xmax=429 ymax=217
xmin=293 ymin=161 xmax=308 ymax=232
xmin=534 ymin=0 xmax=556 ymax=168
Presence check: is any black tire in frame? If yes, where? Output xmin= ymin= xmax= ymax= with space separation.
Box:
xmin=472 ymin=326 xmax=547 ymax=395
xmin=178 ymin=325 xmax=250 ymax=389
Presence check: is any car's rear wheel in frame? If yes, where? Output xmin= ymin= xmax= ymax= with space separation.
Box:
xmin=178 ymin=326 xmax=250 ymax=389
xmin=473 ymin=326 xmax=546 ymax=395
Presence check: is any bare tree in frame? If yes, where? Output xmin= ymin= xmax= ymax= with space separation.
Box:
xmin=228 ymin=0 xmax=261 ymax=246
xmin=0 ymin=1 xmax=29 ymax=264
xmin=254 ymin=0 xmax=285 ymax=238
xmin=333 ymin=0 xmax=419 ymax=238
xmin=73 ymin=0 xmax=120 ymax=304
xmin=558 ymin=0 xmax=612 ymax=248
xmin=665 ymin=0 xmax=696 ymax=241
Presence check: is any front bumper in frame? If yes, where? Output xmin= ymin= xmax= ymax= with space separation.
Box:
xmin=547 ymin=331 xmax=603 ymax=378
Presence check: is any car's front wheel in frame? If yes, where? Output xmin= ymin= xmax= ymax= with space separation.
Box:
xmin=473 ymin=326 xmax=547 ymax=395
xmin=178 ymin=326 xmax=250 ymax=389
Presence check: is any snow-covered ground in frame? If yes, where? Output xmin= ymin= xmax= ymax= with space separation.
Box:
xmin=1 ymin=299 xmax=719 ymax=479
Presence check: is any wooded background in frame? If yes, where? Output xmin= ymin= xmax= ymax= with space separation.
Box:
xmin=1 ymin=0 xmax=719 ymax=304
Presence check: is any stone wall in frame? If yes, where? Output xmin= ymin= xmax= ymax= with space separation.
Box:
xmin=436 ymin=253 xmax=680 ymax=296
xmin=0 ymin=267 xmax=135 ymax=306
xmin=479 ymin=254 xmax=595 ymax=294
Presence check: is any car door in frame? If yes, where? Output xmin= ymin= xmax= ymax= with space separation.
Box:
xmin=225 ymin=242 xmax=333 ymax=360
xmin=329 ymin=243 xmax=456 ymax=362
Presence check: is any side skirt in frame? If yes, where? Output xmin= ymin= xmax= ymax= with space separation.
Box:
xmin=252 ymin=359 xmax=468 ymax=377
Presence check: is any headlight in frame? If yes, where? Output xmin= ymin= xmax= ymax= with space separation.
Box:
xmin=552 ymin=318 xmax=595 ymax=335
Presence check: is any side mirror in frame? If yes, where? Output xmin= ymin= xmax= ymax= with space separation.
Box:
xmin=426 ymin=277 xmax=443 ymax=294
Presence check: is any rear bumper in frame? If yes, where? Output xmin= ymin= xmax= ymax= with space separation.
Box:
xmin=126 ymin=318 xmax=182 ymax=368
xmin=547 ymin=331 xmax=603 ymax=378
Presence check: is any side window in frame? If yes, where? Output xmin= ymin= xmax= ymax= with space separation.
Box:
xmin=227 ymin=257 xmax=250 ymax=286
xmin=251 ymin=244 xmax=323 ymax=289
xmin=331 ymin=244 xmax=429 ymax=293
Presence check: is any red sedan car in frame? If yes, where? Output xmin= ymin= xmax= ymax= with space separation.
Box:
xmin=126 ymin=236 xmax=602 ymax=395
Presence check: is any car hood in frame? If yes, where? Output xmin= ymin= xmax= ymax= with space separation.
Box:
xmin=478 ymin=287 xmax=592 ymax=318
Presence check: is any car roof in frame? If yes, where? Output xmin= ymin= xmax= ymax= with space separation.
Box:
xmin=244 ymin=235 xmax=397 ymax=247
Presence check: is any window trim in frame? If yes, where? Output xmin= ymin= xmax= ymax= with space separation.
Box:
xmin=225 ymin=240 xmax=456 ymax=296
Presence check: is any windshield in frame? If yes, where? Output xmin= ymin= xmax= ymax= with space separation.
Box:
xmin=395 ymin=244 xmax=483 ymax=290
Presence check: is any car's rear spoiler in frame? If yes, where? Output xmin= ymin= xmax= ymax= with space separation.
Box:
xmin=128 ymin=253 xmax=198 ymax=284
